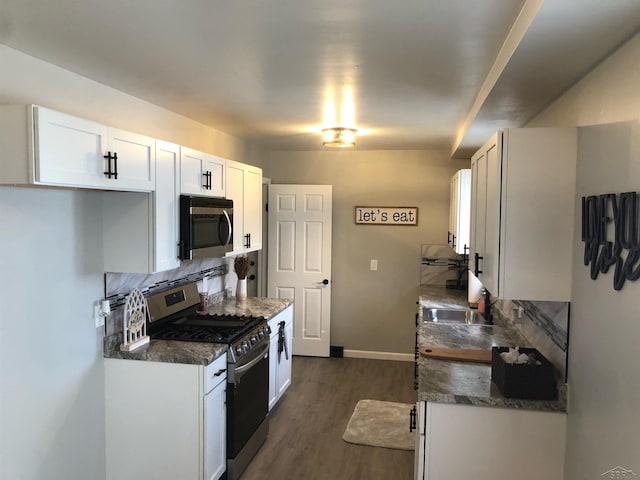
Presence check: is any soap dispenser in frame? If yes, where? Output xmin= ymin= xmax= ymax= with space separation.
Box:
xmin=478 ymin=288 xmax=486 ymax=314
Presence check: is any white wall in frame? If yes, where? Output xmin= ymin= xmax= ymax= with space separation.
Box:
xmin=0 ymin=188 xmax=105 ymax=480
xmin=528 ymin=33 xmax=640 ymax=479
xmin=0 ymin=45 xmax=264 ymax=480
xmin=266 ymin=150 xmax=469 ymax=355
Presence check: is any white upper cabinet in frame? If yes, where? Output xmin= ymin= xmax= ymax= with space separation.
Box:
xmin=104 ymin=127 xmax=155 ymax=191
xmin=0 ymin=105 xmax=155 ymax=191
xmin=180 ymin=147 xmax=225 ymax=197
xmin=226 ymin=159 xmax=263 ymax=254
xmin=470 ymin=128 xmax=577 ymax=301
xmin=103 ymin=141 xmax=181 ymax=273
xmin=35 ymin=106 xmax=109 ymax=188
xmin=448 ymin=169 xmax=471 ymax=255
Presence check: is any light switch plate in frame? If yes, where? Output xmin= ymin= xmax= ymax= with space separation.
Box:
xmin=370 ymin=259 xmax=378 ymax=271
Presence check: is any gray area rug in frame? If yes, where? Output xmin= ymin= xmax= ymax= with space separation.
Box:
xmin=342 ymin=399 xmax=415 ymax=451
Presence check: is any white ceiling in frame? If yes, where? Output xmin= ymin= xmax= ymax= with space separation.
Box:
xmin=1 ymin=0 xmax=640 ymax=157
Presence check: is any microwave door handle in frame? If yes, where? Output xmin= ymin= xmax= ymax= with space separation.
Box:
xmin=222 ymin=210 xmax=232 ymax=246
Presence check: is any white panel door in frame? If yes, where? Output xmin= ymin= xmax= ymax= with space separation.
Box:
xmin=268 ymin=185 xmax=332 ymax=357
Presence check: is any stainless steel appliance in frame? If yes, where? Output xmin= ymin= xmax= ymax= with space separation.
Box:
xmin=146 ymin=282 xmax=270 ymax=480
xmin=179 ymin=195 xmax=233 ymax=260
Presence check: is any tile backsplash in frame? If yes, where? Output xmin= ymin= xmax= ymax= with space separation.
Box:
xmin=420 ymin=244 xmax=466 ymax=287
xmin=494 ymin=298 xmax=570 ymax=382
xmin=103 ymin=257 xmax=233 ymax=337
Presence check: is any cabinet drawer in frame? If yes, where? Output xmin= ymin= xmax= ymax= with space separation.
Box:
xmin=205 ymin=353 xmax=227 ymax=393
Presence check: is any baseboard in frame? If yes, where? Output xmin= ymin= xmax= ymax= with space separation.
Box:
xmin=343 ymin=349 xmax=414 ymax=362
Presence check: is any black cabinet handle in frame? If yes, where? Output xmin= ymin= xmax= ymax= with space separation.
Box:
xmin=447 ymin=231 xmax=451 ymax=244
xmin=244 ymin=233 xmax=251 ymax=249
xmin=103 ymin=151 xmax=116 ymax=179
xmin=474 ymin=252 xmax=484 ymax=276
xmin=409 ymin=405 xmax=417 ymax=432
xmin=452 ymin=234 xmax=456 ymax=249
xmin=202 ymin=171 xmax=212 ymax=190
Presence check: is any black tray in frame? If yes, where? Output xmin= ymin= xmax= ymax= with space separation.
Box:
xmin=491 ymin=347 xmax=557 ymax=400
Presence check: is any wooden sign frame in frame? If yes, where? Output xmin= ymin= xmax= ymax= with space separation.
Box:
xmin=354 ymin=206 xmax=418 ymax=225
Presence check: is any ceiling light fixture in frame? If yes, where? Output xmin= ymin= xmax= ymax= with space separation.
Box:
xmin=322 ymin=127 xmax=357 ymax=148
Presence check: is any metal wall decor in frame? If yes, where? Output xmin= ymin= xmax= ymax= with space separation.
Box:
xmin=581 ymin=191 xmax=640 ymax=290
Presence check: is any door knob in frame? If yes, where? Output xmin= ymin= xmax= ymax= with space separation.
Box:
xmin=322 ymin=279 xmax=329 ymax=285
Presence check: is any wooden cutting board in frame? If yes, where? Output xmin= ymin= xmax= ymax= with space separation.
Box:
xmin=419 ymin=346 xmax=492 ymax=364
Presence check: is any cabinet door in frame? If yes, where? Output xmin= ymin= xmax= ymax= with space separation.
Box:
xmin=243 ymin=164 xmax=263 ymax=252
xmin=499 ymin=128 xmax=576 ymax=301
xmin=226 ymin=160 xmax=246 ymax=256
xmin=470 ymin=132 xmax=501 ymax=294
xmin=268 ymin=332 xmax=279 ymax=411
xmin=35 ymin=106 xmax=108 ymax=188
xmin=454 ymin=169 xmax=471 ymax=255
xmin=205 ymin=154 xmax=225 ymax=198
xmin=155 ymin=141 xmax=181 ymax=272
xmin=106 ymin=128 xmax=155 ymax=191
xmin=276 ymin=319 xmax=293 ymax=398
xmin=180 ymin=147 xmax=208 ymax=195
xmin=449 ymin=172 xmax=459 ymax=248
xmin=204 ymin=379 xmax=227 ymax=480
xmin=225 ymin=160 xmax=263 ymax=255
xmin=414 ymin=402 xmax=425 ymax=480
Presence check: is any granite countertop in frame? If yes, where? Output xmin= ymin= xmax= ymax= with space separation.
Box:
xmin=103 ymin=297 xmax=292 ymax=366
xmin=205 ymin=296 xmax=292 ymax=319
xmin=417 ymin=286 xmax=567 ymax=413
xmin=419 ymin=285 xmax=469 ymax=310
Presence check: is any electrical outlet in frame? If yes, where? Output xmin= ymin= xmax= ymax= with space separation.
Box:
xmin=94 ymin=305 xmax=105 ymax=328
xmin=370 ymin=259 xmax=378 ymax=271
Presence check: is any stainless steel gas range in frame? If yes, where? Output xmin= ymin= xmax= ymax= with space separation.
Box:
xmin=146 ymin=282 xmax=270 ymax=480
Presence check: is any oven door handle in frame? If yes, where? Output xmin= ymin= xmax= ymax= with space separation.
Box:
xmin=234 ymin=342 xmax=269 ymax=376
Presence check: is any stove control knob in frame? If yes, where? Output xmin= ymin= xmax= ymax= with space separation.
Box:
xmin=250 ymin=335 xmax=258 ymax=345
xmin=258 ymin=329 xmax=265 ymax=339
xmin=242 ymin=340 xmax=250 ymax=351
xmin=236 ymin=345 xmax=243 ymax=355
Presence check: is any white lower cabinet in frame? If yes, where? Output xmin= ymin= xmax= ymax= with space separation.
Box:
xmin=414 ymin=401 xmax=566 ymax=480
xmin=105 ymin=354 xmax=227 ymax=480
xmin=268 ymin=305 xmax=293 ymax=410
xmin=102 ymin=140 xmax=181 ymax=273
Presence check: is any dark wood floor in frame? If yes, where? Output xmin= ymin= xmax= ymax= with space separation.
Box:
xmin=241 ymin=356 xmax=417 ymax=480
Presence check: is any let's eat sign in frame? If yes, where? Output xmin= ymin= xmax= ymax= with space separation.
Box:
xmin=354 ymin=206 xmax=418 ymax=225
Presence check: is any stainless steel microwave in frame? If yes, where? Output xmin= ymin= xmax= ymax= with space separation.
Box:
xmin=179 ymin=195 xmax=233 ymax=260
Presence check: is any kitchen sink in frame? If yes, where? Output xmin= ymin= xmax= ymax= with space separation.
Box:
xmin=423 ymin=308 xmax=486 ymax=325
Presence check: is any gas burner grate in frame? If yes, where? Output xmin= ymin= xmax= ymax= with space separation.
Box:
xmin=152 ymin=325 xmax=228 ymax=343
xmin=150 ymin=314 xmax=265 ymax=344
